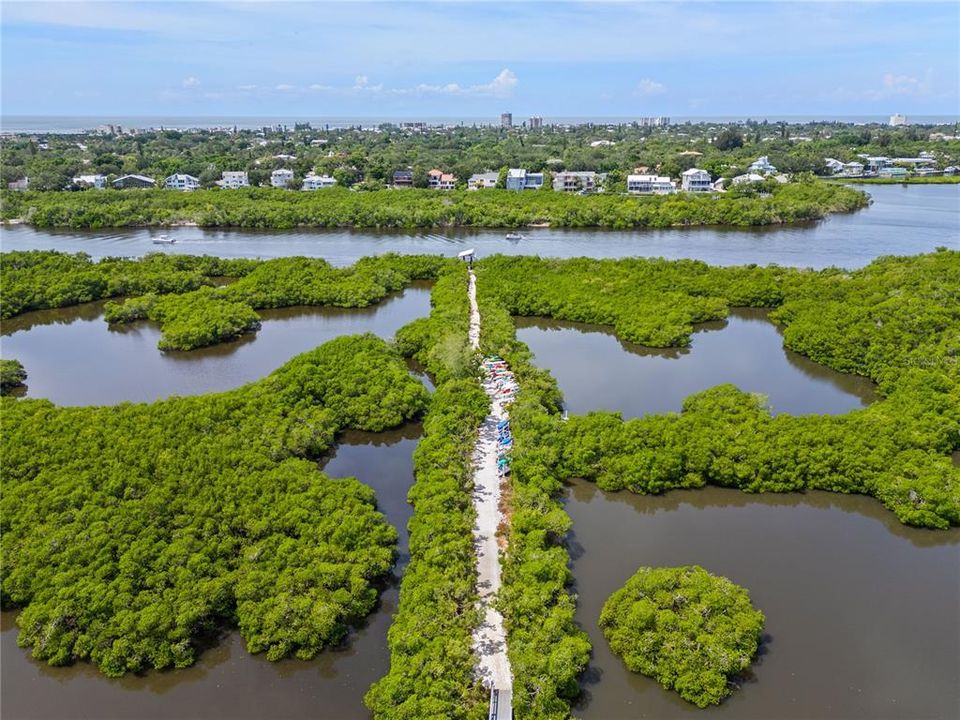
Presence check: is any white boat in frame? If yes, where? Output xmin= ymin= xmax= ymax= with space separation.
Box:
xmin=505 ymin=232 xmax=524 ymax=241
xmin=152 ymin=235 xmax=176 ymax=245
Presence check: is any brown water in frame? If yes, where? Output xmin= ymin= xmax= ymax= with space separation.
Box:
xmin=0 ymin=284 xmax=431 ymax=405
xmin=565 ymin=480 xmax=960 ymax=720
xmin=0 ymin=423 xmax=421 ymax=720
xmin=2 ymin=185 xmax=957 ymax=270
xmin=515 ymin=308 xmax=878 ymax=417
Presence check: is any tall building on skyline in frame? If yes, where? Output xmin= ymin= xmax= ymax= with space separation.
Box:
xmin=528 ymin=116 xmax=543 ymax=129
xmin=500 ymin=112 xmax=513 ymax=128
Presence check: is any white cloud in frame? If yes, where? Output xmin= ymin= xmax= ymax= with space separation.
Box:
xmin=352 ymin=75 xmax=383 ymax=92
xmin=237 ymin=84 xmax=257 ymax=91
xmin=275 ymin=83 xmax=296 ymax=91
xmin=472 ymin=69 xmax=518 ymax=97
xmin=391 ymin=69 xmax=518 ymax=98
xmin=841 ymin=69 xmax=935 ymax=101
xmin=636 ymin=78 xmax=665 ymax=96
xmin=309 ymin=83 xmax=334 ymax=91
xmin=182 ymin=76 xmax=200 ymax=88
xmin=878 ymin=71 xmax=930 ymax=96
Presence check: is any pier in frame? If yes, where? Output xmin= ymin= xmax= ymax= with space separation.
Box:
xmin=467 ymin=268 xmax=514 ymax=720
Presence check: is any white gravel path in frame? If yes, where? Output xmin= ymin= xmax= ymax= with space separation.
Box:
xmin=467 ymin=269 xmax=514 ymax=712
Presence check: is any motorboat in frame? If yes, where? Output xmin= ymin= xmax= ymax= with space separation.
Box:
xmin=505 ymin=232 xmax=525 ymax=241
xmin=152 ymin=234 xmax=176 ymax=245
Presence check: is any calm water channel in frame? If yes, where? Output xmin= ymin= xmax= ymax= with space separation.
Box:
xmin=2 ymin=185 xmax=957 ymax=269
xmin=565 ymin=481 xmax=960 ymax=719
xmin=1 ymin=424 xmax=421 ymax=720
xmin=0 ymin=284 xmax=431 ymax=405
xmin=516 ymin=308 xmax=877 ymax=417
xmin=1 ymin=185 xmax=958 ymax=719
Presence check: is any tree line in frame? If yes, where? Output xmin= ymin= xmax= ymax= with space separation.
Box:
xmin=3 ymin=120 xmax=957 ymax=191
xmin=0 ymin=181 xmax=868 ymax=230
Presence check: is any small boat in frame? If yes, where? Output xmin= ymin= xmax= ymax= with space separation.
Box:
xmin=152 ymin=235 xmax=176 ymax=245
xmin=505 ymin=232 xmax=525 ymax=241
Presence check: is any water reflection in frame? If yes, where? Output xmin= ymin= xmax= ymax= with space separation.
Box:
xmin=0 ymin=424 xmax=421 ymax=720
xmin=0 ymin=284 xmax=432 ymax=406
xmin=2 ymin=185 xmax=956 ymax=269
xmin=564 ymin=478 xmax=960 ymax=720
xmin=516 ymin=308 xmax=877 ymax=417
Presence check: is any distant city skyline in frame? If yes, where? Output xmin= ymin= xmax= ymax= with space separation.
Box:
xmin=2 ymin=1 xmax=958 ymax=117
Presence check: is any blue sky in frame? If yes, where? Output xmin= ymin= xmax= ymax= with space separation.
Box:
xmin=2 ymin=1 xmax=958 ymax=118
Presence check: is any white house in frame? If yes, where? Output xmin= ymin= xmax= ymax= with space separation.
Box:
xmin=505 ymin=168 xmax=544 ymax=191
xmin=824 ymin=158 xmax=845 ymax=174
xmin=731 ymin=173 xmax=766 ymax=185
xmin=842 ymin=161 xmax=864 ymax=177
xmin=681 ymin=168 xmax=712 ymax=192
xmin=627 ymin=174 xmax=676 ymax=194
xmin=468 ymin=172 xmax=499 ymax=190
xmin=218 ymin=171 xmax=249 ymax=189
xmin=301 ymin=173 xmax=337 ymax=191
xmin=889 ymin=113 xmax=908 ymax=127
xmin=426 ymin=169 xmax=457 ymax=190
xmin=165 ymin=173 xmax=200 ymax=191
xmin=271 ymin=168 xmax=295 ymax=188
xmin=553 ymin=171 xmax=600 ymax=193
xmin=748 ymin=156 xmax=777 ymax=174
xmin=72 ymin=174 xmax=107 ymax=189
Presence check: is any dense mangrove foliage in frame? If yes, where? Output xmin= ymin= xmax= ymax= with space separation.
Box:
xmin=0 ymin=181 xmax=867 ymax=230
xmin=104 ymin=288 xmax=263 ymax=350
xmin=0 ymin=358 xmax=27 ymax=391
xmin=0 ymin=250 xmax=255 ymax=319
xmin=366 ymin=265 xmax=488 ymax=719
xmin=479 ymin=250 xmax=960 ymax=529
xmin=5 ymin=251 xmax=451 ymax=350
xmin=0 ymin=335 xmax=429 ymax=676
xmin=600 ymin=566 xmax=765 ymax=708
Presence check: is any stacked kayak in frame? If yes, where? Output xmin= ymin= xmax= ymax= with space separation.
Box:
xmin=483 ymin=356 xmax=519 ymax=477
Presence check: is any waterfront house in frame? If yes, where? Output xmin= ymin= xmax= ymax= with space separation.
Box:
xmin=301 ymin=173 xmax=337 ymax=190
xmin=218 ymin=171 xmax=249 ymax=189
xmin=748 ymin=156 xmax=777 ymax=174
xmin=681 ymin=168 xmax=713 ymax=192
xmin=393 ymin=170 xmax=414 ymax=187
xmin=943 ymin=166 xmax=959 ymax=176
xmin=165 ymin=173 xmax=200 ymax=191
xmin=862 ymin=156 xmax=892 ymax=174
xmin=842 ymin=161 xmax=864 ymax=177
xmin=427 ymin=169 xmax=443 ymax=188
xmin=824 ymin=158 xmax=845 ymax=174
xmin=627 ymin=174 xmax=676 ymax=194
xmin=506 ymin=168 xmax=544 ymax=191
xmin=271 ymin=168 xmax=295 ymax=188
xmin=439 ymin=173 xmax=457 ymax=190
xmin=112 ymin=174 xmax=155 ymax=189
xmin=553 ymin=171 xmax=600 ymax=193
xmin=72 ymin=174 xmax=107 ymax=189
xmin=878 ymin=166 xmax=908 ymax=179
xmin=7 ymin=177 xmax=29 ymax=191
xmin=468 ymin=172 xmax=499 ymax=190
